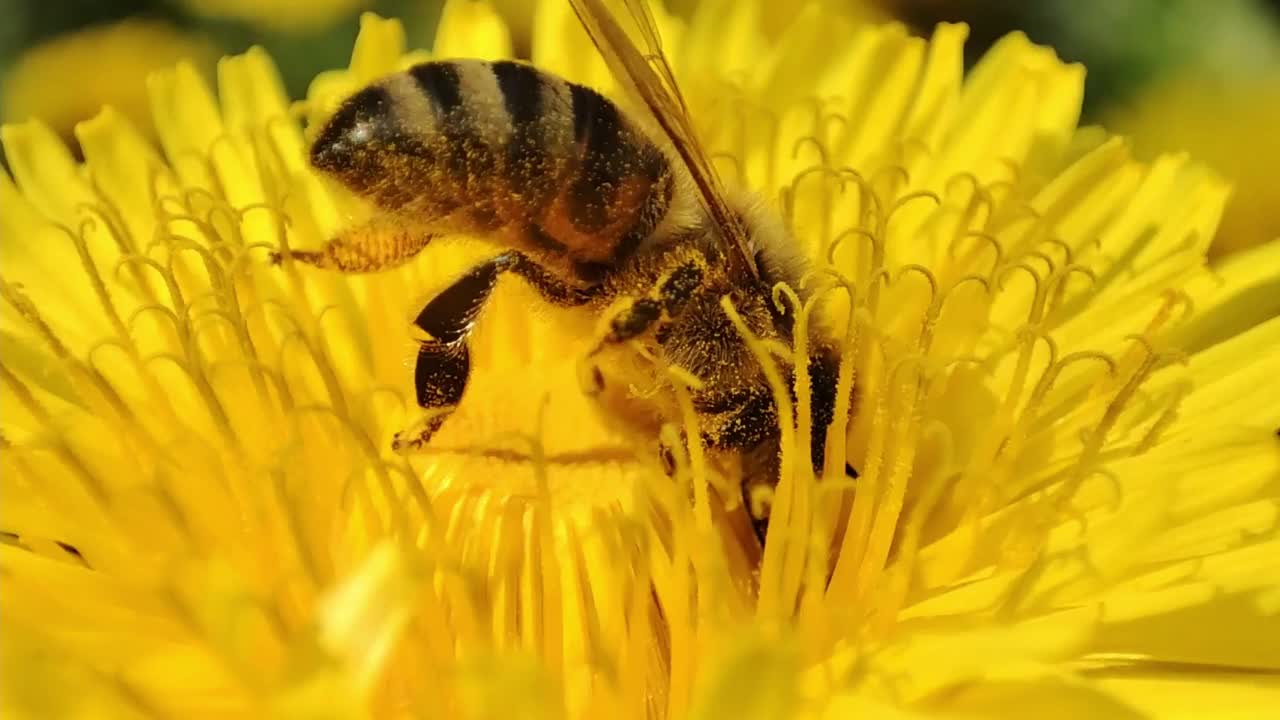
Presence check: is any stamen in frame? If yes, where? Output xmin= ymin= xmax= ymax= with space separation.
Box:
xmin=894 ymin=136 xmax=933 ymax=171
xmin=1132 ymin=381 xmax=1191 ymax=455
xmin=206 ymin=355 xmax=292 ymax=413
xmin=828 ymin=340 xmax=889 ymax=599
xmin=270 ymin=464 xmax=327 ymax=587
xmin=997 ymin=260 xmax=1048 ymax=327
xmin=276 ymin=321 xmax=348 ymax=417
xmin=309 ymin=303 xmax=360 ymax=419
xmin=709 ymin=151 xmax=746 ymax=185
xmin=794 ymin=288 xmax=825 ymax=476
xmin=1024 ymin=350 xmax=1120 ymax=440
xmin=127 ymin=302 xmax=182 ymax=338
xmin=822 ymin=112 xmax=851 ymax=150
xmin=947 ymin=230 xmax=1004 ymax=278
xmin=1045 ymin=264 xmax=1098 ymax=318
xmin=1041 ymin=236 xmax=1076 ymax=267
xmin=51 ymin=222 xmax=131 ymax=343
xmin=720 ymin=296 xmax=799 ymax=621
xmin=670 ymin=379 xmax=713 ymax=536
xmin=788 ymin=164 xmax=854 ymax=258
xmin=0 ymin=361 xmax=110 ymax=509
xmin=824 ymin=226 xmax=877 ymax=267
xmin=76 ymin=201 xmax=160 ymax=303
xmin=1038 ymin=333 xmax=1177 ymax=528
xmin=838 ymin=168 xmax=882 ymax=233
xmin=936 ymin=273 xmax=993 ymax=316
xmin=792 ymin=135 xmax=831 ymax=167
xmin=874 ymin=420 xmax=955 ymax=634
xmin=1019 ymin=249 xmax=1059 ymax=277
xmin=0 ymin=278 xmax=72 ymax=359
xmin=813 ymin=277 xmax=861 ymax=480
xmin=871 ymin=165 xmax=912 ymax=201
xmin=893 ymin=264 xmax=940 ymax=308
xmin=851 ymin=354 xmax=927 ymax=606
xmin=2 ymin=278 xmax=154 ymax=444
xmin=770 ymin=281 xmax=801 ymax=316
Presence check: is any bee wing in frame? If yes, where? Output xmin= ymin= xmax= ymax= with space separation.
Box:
xmin=569 ymin=0 xmax=761 ymax=279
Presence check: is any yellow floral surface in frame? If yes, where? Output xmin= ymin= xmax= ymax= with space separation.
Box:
xmin=2 ymin=1 xmax=1278 ymax=718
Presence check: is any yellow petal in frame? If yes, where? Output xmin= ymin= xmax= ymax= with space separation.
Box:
xmin=435 ymin=0 xmax=514 ymax=61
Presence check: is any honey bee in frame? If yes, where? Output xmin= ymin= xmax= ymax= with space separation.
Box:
xmin=283 ymin=0 xmax=856 ymax=537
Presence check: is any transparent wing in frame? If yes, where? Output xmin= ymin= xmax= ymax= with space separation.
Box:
xmin=569 ymin=0 xmax=760 ymax=279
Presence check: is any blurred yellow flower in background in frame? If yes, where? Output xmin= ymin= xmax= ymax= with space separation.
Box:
xmin=1 ymin=19 xmax=217 ymax=146
xmin=180 ymin=0 xmax=376 ymax=32
xmin=1108 ymin=71 xmax=1280 ymax=258
xmin=2 ymin=1 xmax=1278 ymax=718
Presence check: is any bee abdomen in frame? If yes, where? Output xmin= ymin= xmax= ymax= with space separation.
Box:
xmin=310 ymin=59 xmax=673 ymax=283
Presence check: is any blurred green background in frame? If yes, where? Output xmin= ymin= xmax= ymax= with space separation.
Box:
xmin=2 ymin=0 xmax=1278 ymax=253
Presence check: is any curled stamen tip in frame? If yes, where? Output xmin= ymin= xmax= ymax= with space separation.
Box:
xmin=890 ymin=189 xmax=941 ymax=216
xmin=1023 ymin=250 xmax=1059 ymax=275
xmin=949 ymin=231 xmax=1003 ymax=266
xmin=1122 ymin=333 xmax=1160 ymax=357
xmin=874 ymin=164 xmax=912 ymax=190
xmin=1059 ymin=264 xmax=1099 ymax=287
xmin=996 ymin=261 xmax=1044 ymax=291
xmin=797 ymin=271 xmax=822 ymax=291
xmin=996 ymin=156 xmax=1023 ymax=181
xmin=792 ymin=135 xmax=831 ymax=165
xmin=748 ymin=484 xmax=775 ymax=519
xmin=1043 ymin=237 xmax=1075 ymax=265
xmin=1160 ymin=288 xmax=1197 ymax=322
xmin=826 ymin=227 xmax=877 ymax=265
xmin=1055 ymin=350 xmax=1120 ymax=377
xmin=947 ymin=273 xmax=993 ymax=299
xmin=894 ymin=264 xmax=940 ymax=302
xmin=945 ymin=171 xmax=982 ymax=197
xmin=771 ymin=282 xmax=800 ymax=314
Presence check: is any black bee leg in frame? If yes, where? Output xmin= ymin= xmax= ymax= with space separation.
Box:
xmin=392 ymin=261 xmax=496 ymax=453
xmin=601 ymin=261 xmax=705 ymax=345
xmin=393 ymin=252 xmax=597 ymax=453
xmin=579 ymin=261 xmax=703 ymax=396
xmin=500 ymin=253 xmax=598 ymax=307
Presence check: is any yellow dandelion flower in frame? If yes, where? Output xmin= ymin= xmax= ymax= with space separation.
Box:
xmin=3 ymin=1 xmax=1279 ymax=718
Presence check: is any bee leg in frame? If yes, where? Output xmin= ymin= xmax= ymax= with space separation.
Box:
xmin=392 ymin=254 xmax=510 ymax=453
xmin=499 ymin=252 xmax=598 ymax=307
xmin=393 ymin=251 xmax=596 ymax=453
xmin=601 ymin=261 xmax=705 ymax=345
xmin=271 ymin=220 xmax=436 ymax=273
xmin=579 ymin=261 xmax=703 ymax=395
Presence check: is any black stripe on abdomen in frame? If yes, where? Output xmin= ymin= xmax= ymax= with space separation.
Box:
xmin=492 ymin=60 xmax=557 ymax=212
xmin=492 ymin=60 xmax=542 ymax=126
xmin=567 ymin=83 xmax=631 ymax=233
xmin=409 ymin=62 xmax=489 ymax=184
xmin=409 ymin=63 xmax=464 ymax=113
